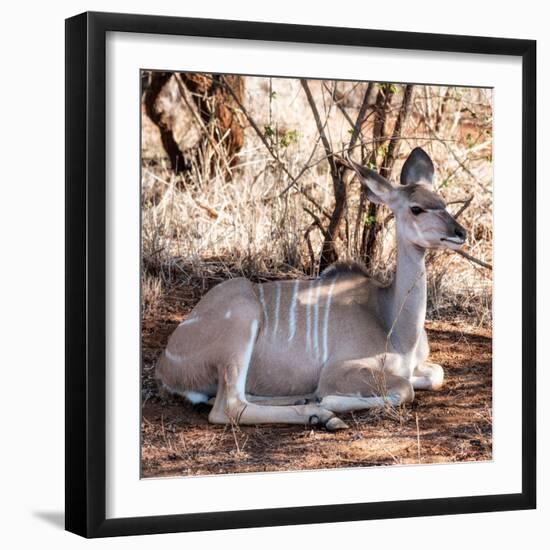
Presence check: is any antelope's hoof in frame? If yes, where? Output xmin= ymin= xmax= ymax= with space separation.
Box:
xmin=325 ymin=417 xmax=349 ymax=431
xmin=308 ymin=414 xmax=321 ymax=426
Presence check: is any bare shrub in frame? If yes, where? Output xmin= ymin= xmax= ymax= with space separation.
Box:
xmin=141 ymin=76 xmax=493 ymax=327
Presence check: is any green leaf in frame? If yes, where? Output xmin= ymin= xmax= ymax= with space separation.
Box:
xmin=280 ymin=129 xmax=300 ymax=148
xmin=363 ymin=214 xmax=377 ymax=227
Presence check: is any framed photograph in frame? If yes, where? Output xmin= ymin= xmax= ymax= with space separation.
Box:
xmin=65 ymin=11 xmax=536 ymax=538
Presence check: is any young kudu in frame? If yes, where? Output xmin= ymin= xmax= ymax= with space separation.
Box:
xmin=156 ymin=148 xmax=467 ymax=430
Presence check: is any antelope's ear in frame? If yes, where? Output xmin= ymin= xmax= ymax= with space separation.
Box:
xmin=400 ymin=147 xmax=434 ymax=187
xmin=346 ymin=156 xmax=395 ymax=205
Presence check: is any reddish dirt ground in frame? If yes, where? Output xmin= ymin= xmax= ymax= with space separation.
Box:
xmin=141 ymin=287 xmax=492 ymax=478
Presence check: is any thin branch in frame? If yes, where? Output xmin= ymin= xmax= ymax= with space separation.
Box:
xmin=380 ymin=84 xmax=415 ymax=179
xmin=303 ymin=207 xmax=329 ymax=239
xmin=322 ymin=82 xmax=375 ymax=149
xmin=301 ymin=79 xmax=347 ymax=271
xmin=219 ymin=75 xmax=331 ymax=219
xmin=419 ymin=108 xmax=491 ymax=193
xmin=455 ymin=249 xmax=493 ymax=270
xmin=174 ymin=74 xmax=232 ymax=175
xmin=278 ymin=101 xmax=333 ymax=197
xmin=350 ymin=84 xmax=374 ymax=148
xmin=453 ymin=195 xmax=474 ymax=219
xmin=301 ymin=80 xmax=339 ymax=179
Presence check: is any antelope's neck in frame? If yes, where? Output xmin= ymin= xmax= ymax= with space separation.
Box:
xmin=386 ymin=238 xmax=427 ymax=354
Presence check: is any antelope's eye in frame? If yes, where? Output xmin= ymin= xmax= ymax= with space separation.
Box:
xmin=410 ymin=206 xmax=424 ymax=216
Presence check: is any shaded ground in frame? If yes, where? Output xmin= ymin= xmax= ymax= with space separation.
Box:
xmin=141 ymin=287 xmax=492 ymax=478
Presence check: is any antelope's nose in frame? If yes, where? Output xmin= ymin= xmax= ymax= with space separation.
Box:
xmin=454 ymin=225 xmax=467 ymax=242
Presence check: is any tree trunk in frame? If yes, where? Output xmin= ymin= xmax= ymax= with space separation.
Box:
xmin=143 ymin=72 xmax=245 ymax=177
xmin=301 ymin=80 xmax=347 ymax=274
xmin=360 ymin=84 xmax=415 ymax=271
xmin=143 ymin=71 xmax=189 ymax=174
xmin=360 ymin=85 xmax=394 ymax=268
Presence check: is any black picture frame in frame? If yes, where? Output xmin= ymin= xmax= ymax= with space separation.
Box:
xmin=65 ymin=11 xmax=536 ymax=538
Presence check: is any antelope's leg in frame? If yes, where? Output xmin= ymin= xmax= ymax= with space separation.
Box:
xmin=208 ymin=320 xmax=347 ymax=430
xmin=209 ymin=394 xmax=312 ymax=407
xmin=317 ymin=360 xmax=414 ymax=413
xmin=411 ymin=362 xmax=444 ymax=390
xmin=210 ymin=398 xmax=346 ymax=430
xmin=245 ymin=394 xmax=316 ymax=406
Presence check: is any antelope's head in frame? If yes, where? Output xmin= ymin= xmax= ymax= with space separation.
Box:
xmin=349 ymin=147 xmax=467 ymax=251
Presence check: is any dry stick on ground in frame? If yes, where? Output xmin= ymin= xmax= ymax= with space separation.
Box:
xmin=219 ymin=76 xmax=331 ymax=221
xmin=415 ymin=414 xmax=422 ymax=463
xmin=301 ymin=79 xmax=348 ymax=272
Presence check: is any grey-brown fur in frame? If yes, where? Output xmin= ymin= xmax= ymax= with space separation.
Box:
xmin=155 ymin=148 xmax=466 ymax=430
xmin=320 ymin=261 xmax=370 ymax=280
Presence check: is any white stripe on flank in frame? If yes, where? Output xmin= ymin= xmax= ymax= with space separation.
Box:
xmin=179 ymin=316 xmax=199 ymax=326
xmin=288 ymin=280 xmax=300 ymax=342
xmin=165 ymin=349 xmax=183 ymax=363
xmin=273 ymin=282 xmax=281 ymax=338
xmin=236 ymin=319 xmax=259 ymax=401
xmin=313 ymin=281 xmax=322 ymax=358
xmin=258 ymin=285 xmax=268 ymax=330
xmin=322 ymin=275 xmax=338 ymax=364
xmin=305 ymin=281 xmax=314 ymax=351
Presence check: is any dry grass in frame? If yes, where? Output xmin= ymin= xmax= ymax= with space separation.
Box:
xmin=141 ymin=76 xmax=492 ymax=326
xmin=140 ymin=74 xmax=493 ymax=477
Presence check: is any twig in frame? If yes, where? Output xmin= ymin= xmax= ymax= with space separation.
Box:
xmin=278 ymin=111 xmax=332 ymax=197
xmin=455 ymin=249 xmax=493 ymax=270
xmin=380 ymin=84 xmax=415 ymax=179
xmin=323 ymin=81 xmax=375 ymax=149
xmin=350 ymin=83 xmax=374 ymax=149
xmin=421 ymin=112 xmax=491 ymax=193
xmin=173 ymin=74 xmax=233 ymax=175
xmin=425 ymin=195 xmax=475 ymax=267
xmin=219 ymin=75 xmax=330 ymax=219
xmin=301 ymin=79 xmax=347 ymax=270
xmin=453 ymin=195 xmax=474 ymax=219
xmin=303 ymin=207 xmax=329 ymax=238
xmin=301 ymin=80 xmax=339 ymax=179
xmin=415 ymin=413 xmax=422 ymax=463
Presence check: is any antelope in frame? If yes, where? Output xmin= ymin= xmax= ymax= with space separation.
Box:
xmin=155 ymin=148 xmax=467 ymax=430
